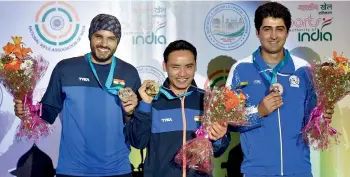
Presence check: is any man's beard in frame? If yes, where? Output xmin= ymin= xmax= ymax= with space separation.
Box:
xmin=91 ymin=45 xmax=116 ymax=63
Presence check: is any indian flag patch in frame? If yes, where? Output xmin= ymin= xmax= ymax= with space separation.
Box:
xmin=194 ymin=116 xmax=202 ymax=123
xmin=113 ymin=79 xmax=125 ymax=88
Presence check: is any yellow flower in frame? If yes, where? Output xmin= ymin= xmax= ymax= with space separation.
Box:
xmin=340 ymin=63 xmax=349 ymax=74
xmin=11 ymin=36 xmax=22 ymax=45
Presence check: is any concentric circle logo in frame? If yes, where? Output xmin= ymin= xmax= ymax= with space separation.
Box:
xmin=136 ymin=66 xmax=166 ymax=84
xmin=204 ymin=3 xmax=250 ymax=51
xmin=29 ymin=1 xmax=85 ymax=52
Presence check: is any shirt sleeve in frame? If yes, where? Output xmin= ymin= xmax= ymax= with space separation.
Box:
xmin=226 ymin=63 xmax=261 ymax=133
xmin=40 ymin=62 xmax=65 ymax=124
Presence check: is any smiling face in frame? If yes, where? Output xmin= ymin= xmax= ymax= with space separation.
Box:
xmin=163 ymin=50 xmax=196 ymax=94
xmin=90 ymin=30 xmax=118 ymax=63
xmin=256 ymin=17 xmax=288 ymax=55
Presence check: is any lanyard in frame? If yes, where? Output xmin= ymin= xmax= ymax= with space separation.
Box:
xmin=154 ymin=86 xmax=193 ymax=100
xmin=86 ymin=53 xmax=122 ymax=95
xmin=252 ymin=48 xmax=290 ymax=84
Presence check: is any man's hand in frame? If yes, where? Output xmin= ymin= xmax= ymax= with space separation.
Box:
xmin=258 ymin=92 xmax=283 ymax=118
xmin=121 ymin=87 xmax=138 ymax=115
xmin=13 ymin=99 xmax=25 ymax=119
xmin=208 ymin=122 xmax=228 ymax=141
xmin=138 ymin=80 xmax=156 ymax=103
xmin=323 ymin=105 xmax=335 ymax=122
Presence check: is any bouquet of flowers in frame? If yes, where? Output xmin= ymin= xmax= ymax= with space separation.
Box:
xmin=174 ymin=86 xmax=249 ymax=174
xmin=0 ymin=36 xmax=51 ymax=142
xmin=302 ymin=51 xmax=350 ymax=150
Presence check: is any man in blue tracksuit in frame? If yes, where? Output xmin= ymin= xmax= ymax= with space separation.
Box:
xmin=226 ymin=2 xmax=335 ymax=177
xmin=13 ymin=14 xmax=140 ymax=177
xmin=126 ymin=40 xmax=230 ymax=177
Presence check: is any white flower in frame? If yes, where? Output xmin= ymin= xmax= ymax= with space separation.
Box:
xmin=24 ymin=59 xmax=33 ymax=67
xmin=19 ymin=60 xmax=34 ymax=76
xmin=20 ymin=59 xmax=33 ymax=70
xmin=327 ymin=57 xmax=336 ymax=64
xmin=20 ymin=63 xmax=26 ymax=70
xmin=24 ymin=68 xmax=33 ymax=76
xmin=9 ymin=53 xmax=16 ymax=59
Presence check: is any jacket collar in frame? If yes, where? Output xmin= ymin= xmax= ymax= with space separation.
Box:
xmin=160 ymin=78 xmax=199 ymax=98
xmin=253 ymin=46 xmax=295 ymax=74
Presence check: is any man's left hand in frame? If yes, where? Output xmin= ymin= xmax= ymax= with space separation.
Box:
xmin=323 ymin=105 xmax=335 ymax=122
xmin=121 ymin=87 xmax=138 ymax=115
xmin=208 ymin=122 xmax=228 ymax=141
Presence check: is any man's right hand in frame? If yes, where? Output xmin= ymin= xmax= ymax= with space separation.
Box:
xmin=138 ymin=80 xmax=156 ymax=103
xmin=13 ymin=99 xmax=25 ymax=119
xmin=258 ymin=92 xmax=283 ymax=118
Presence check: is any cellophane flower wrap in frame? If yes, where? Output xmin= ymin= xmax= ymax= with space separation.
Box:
xmin=302 ymin=51 xmax=350 ymax=150
xmin=174 ymin=86 xmax=249 ymax=174
xmin=0 ymin=36 xmax=51 ymax=142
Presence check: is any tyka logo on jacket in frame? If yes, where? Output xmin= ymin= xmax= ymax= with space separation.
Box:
xmin=79 ymin=77 xmax=90 ymax=82
xmin=161 ymin=118 xmax=173 ymax=122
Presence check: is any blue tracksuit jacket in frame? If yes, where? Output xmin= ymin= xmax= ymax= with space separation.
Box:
xmin=226 ymin=47 xmax=316 ymax=177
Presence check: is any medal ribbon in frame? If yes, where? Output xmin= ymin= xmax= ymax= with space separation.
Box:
xmin=252 ymin=48 xmax=291 ymax=85
xmin=154 ymin=86 xmax=193 ymax=100
xmin=86 ymin=53 xmax=123 ymax=95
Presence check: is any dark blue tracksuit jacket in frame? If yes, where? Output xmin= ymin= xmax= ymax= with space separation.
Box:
xmin=40 ymin=55 xmax=140 ymax=176
xmin=126 ymin=79 xmax=230 ymax=177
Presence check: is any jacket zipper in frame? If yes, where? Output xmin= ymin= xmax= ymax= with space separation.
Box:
xmin=276 ymin=77 xmax=284 ymax=176
xmin=181 ymin=97 xmax=187 ymax=177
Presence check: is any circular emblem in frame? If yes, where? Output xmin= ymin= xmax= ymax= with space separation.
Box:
xmin=136 ymin=66 xmax=166 ymax=85
xmin=50 ymin=16 xmax=65 ymax=31
xmin=34 ymin=1 xmax=81 ymax=46
xmin=204 ymin=3 xmax=250 ymax=51
xmin=289 ymin=75 xmax=300 ymax=86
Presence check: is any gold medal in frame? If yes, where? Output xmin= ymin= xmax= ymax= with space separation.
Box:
xmin=269 ymin=83 xmax=284 ymax=94
xmin=145 ymin=81 xmax=160 ymax=97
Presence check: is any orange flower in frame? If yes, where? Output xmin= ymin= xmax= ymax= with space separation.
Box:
xmin=12 ymin=44 xmax=32 ymax=58
xmin=333 ymin=51 xmax=348 ymax=64
xmin=224 ymin=89 xmax=240 ymax=110
xmin=3 ymin=42 xmax=15 ymax=55
xmin=4 ymin=60 xmax=21 ymax=71
xmin=20 ymin=47 xmax=32 ymax=57
xmin=2 ymin=36 xmax=33 ymax=58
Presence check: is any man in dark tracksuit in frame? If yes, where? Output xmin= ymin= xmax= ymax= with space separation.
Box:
xmin=126 ymin=40 xmax=230 ymax=177
xmin=13 ymin=14 xmax=140 ymax=177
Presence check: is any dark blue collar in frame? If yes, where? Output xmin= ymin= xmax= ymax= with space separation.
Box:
xmin=154 ymin=78 xmax=199 ymax=100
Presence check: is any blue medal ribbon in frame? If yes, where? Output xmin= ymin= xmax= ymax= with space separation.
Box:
xmin=154 ymin=86 xmax=193 ymax=100
xmin=252 ymin=48 xmax=290 ymax=85
xmin=86 ymin=53 xmax=122 ymax=95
